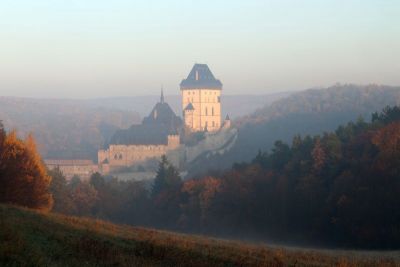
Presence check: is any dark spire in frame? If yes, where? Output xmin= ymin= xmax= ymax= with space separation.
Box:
xmin=160 ymin=86 xmax=164 ymax=103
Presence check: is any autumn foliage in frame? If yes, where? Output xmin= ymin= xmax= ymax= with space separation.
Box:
xmin=47 ymin=106 xmax=400 ymax=249
xmin=0 ymin=123 xmax=53 ymax=211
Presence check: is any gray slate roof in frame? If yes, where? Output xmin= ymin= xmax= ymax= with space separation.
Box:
xmin=108 ymin=98 xmax=182 ymax=146
xmin=180 ymin=64 xmax=222 ymax=90
xmin=142 ymin=102 xmax=182 ymax=130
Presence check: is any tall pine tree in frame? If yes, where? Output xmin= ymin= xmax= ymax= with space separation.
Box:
xmin=152 ymin=155 xmax=181 ymax=197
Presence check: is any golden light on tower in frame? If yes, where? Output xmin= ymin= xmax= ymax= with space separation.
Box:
xmin=180 ymin=64 xmax=223 ymax=132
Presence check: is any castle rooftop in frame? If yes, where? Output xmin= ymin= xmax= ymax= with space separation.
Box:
xmin=180 ymin=64 xmax=222 ymax=90
xmin=108 ymin=92 xmax=181 ymax=146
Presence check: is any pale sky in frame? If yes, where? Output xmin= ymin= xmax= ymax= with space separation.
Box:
xmin=0 ymin=0 xmax=399 ymax=98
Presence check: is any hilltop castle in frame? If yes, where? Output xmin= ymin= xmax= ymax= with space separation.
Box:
xmin=46 ymin=64 xmax=232 ymax=178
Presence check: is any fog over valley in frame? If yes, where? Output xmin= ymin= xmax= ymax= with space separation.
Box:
xmin=1 ymin=1 xmax=400 ymax=266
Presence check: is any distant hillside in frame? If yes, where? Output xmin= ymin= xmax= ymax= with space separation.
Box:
xmin=0 ymin=93 xmax=288 ymax=160
xmin=83 ymin=92 xmax=290 ymax=119
xmin=0 ymin=97 xmax=140 ymax=160
xmin=0 ymin=204 xmax=395 ymax=267
xmin=188 ymin=84 xmax=400 ymax=175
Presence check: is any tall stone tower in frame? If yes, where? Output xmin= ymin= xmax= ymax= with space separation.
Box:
xmin=180 ymin=64 xmax=222 ymax=132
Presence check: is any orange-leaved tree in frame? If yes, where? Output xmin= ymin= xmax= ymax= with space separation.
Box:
xmin=0 ymin=123 xmax=53 ymax=211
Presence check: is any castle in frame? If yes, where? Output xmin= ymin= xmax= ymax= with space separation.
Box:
xmin=181 ymin=64 xmax=223 ymax=132
xmin=46 ymin=64 xmax=231 ymax=179
xmin=97 ymin=91 xmax=182 ymax=173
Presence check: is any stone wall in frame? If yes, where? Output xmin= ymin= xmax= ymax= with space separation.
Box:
xmin=45 ymin=160 xmax=98 ymax=181
xmin=184 ymin=127 xmax=238 ymax=163
xmin=98 ymin=134 xmax=181 ymax=172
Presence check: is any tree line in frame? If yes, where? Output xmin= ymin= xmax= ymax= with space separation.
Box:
xmin=1 ymin=106 xmax=400 ymax=248
xmin=45 ymin=106 xmax=400 ymax=248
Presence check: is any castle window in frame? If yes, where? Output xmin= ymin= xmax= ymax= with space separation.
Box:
xmin=212 ymin=107 xmax=214 ymax=116
xmin=205 ymin=107 xmax=208 ymax=115
xmin=114 ymin=154 xmax=118 ymax=160
xmin=119 ymin=154 xmax=122 ymax=160
xmin=218 ymin=96 xmax=221 ymax=103
xmin=212 ymin=121 xmax=215 ymax=127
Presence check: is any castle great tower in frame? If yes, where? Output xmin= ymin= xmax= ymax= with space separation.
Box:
xmin=180 ymin=64 xmax=222 ymax=132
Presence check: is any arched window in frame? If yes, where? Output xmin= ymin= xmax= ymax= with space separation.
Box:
xmin=119 ymin=154 xmax=122 ymax=160
xmin=114 ymin=154 xmax=118 ymax=160
xmin=212 ymin=107 xmax=214 ymax=116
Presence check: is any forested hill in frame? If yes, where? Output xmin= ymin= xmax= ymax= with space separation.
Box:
xmin=243 ymin=84 xmax=400 ymax=124
xmin=0 ymin=97 xmax=140 ymax=160
xmin=42 ymin=106 xmax=400 ymax=249
xmin=0 ymin=93 xmax=287 ymax=161
xmin=188 ymin=84 xmax=400 ymax=176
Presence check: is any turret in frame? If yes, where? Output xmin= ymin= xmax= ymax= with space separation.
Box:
xmin=222 ymin=114 xmax=231 ymax=129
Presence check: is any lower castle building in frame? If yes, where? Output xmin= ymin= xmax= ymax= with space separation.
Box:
xmin=98 ymin=91 xmax=182 ymax=173
xmin=45 ymin=159 xmax=98 ymax=181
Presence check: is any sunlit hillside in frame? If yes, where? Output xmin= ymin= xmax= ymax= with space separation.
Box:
xmin=1 ymin=204 xmax=398 ymax=267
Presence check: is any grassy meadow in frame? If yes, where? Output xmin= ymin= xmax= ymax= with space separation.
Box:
xmin=0 ymin=204 xmax=398 ymax=267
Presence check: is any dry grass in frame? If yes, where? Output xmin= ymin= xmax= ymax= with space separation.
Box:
xmin=0 ymin=204 xmax=399 ymax=267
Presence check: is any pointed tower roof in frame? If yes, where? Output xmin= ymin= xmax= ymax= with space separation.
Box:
xmin=180 ymin=64 xmax=222 ymax=90
xmin=184 ymin=103 xmax=195 ymax=111
xmin=160 ymin=86 xmax=165 ymax=103
xmin=225 ymin=114 xmax=230 ymax=120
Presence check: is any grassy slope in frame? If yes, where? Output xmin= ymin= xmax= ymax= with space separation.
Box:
xmin=0 ymin=205 xmax=398 ymax=267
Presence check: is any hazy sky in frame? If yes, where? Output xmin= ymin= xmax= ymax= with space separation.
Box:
xmin=1 ymin=0 xmax=399 ymax=98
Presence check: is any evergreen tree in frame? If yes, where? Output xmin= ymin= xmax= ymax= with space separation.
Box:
xmin=49 ymin=167 xmax=74 ymax=214
xmin=152 ymin=155 xmax=181 ymax=197
xmin=90 ymin=172 xmax=105 ymax=190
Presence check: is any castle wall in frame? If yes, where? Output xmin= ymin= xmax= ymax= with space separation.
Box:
xmin=184 ymin=127 xmax=237 ymax=163
xmin=182 ymin=89 xmax=221 ymax=132
xmin=98 ymin=135 xmax=181 ymax=172
xmin=45 ymin=160 xmax=98 ymax=181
